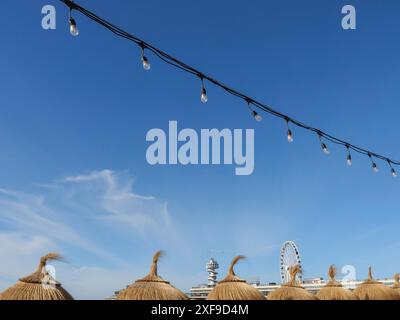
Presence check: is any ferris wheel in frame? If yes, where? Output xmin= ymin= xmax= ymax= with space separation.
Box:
xmin=280 ymin=241 xmax=302 ymax=284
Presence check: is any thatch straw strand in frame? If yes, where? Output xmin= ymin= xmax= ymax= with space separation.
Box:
xmin=149 ymin=250 xmax=163 ymax=277
xmin=228 ymin=255 xmax=245 ymax=277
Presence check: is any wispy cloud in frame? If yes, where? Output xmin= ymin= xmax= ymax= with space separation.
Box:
xmin=64 ymin=171 xmax=163 ymax=218
xmin=0 ymin=187 xmax=116 ymax=261
xmin=0 ymin=232 xmax=55 ymax=280
xmin=58 ymin=170 xmax=179 ymax=242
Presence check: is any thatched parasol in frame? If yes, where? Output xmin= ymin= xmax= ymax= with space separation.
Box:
xmin=267 ymin=265 xmax=316 ymax=300
xmin=117 ymin=251 xmax=188 ymax=300
xmin=0 ymin=253 xmax=74 ymax=300
xmin=316 ymin=265 xmax=358 ymax=300
xmin=391 ymin=273 xmax=400 ymax=300
xmin=207 ymin=256 xmax=265 ymax=300
xmin=353 ymin=267 xmax=399 ymax=300
xmin=393 ymin=274 xmax=400 ymax=291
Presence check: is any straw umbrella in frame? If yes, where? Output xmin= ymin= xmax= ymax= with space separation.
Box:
xmin=117 ymin=251 xmax=188 ymax=300
xmin=393 ymin=274 xmax=400 ymax=290
xmin=0 ymin=253 xmax=73 ymax=300
xmin=207 ymin=256 xmax=265 ymax=300
xmin=267 ymin=265 xmax=316 ymax=300
xmin=392 ymin=274 xmax=400 ymax=298
xmin=316 ymin=265 xmax=358 ymax=300
xmin=353 ymin=267 xmax=399 ymax=300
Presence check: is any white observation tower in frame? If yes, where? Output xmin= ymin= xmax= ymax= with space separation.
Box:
xmin=206 ymin=258 xmax=219 ymax=286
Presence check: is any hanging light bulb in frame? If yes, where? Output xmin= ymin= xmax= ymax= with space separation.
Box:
xmin=69 ymin=18 xmax=79 ymax=36
xmin=201 ymin=87 xmax=208 ymax=103
xmin=252 ymin=110 xmax=263 ymax=122
xmin=246 ymin=100 xmax=262 ymax=122
xmin=287 ymin=129 xmax=293 ymax=143
xmin=346 ymin=146 xmax=352 ymax=166
xmin=200 ymin=78 xmax=208 ymax=103
xmin=322 ymin=143 xmax=330 ymax=155
xmin=347 ymin=153 xmax=352 ymax=166
xmin=318 ymin=133 xmax=329 ymax=155
xmin=388 ymin=160 xmax=397 ymax=177
xmin=68 ymin=6 xmax=79 ymax=37
xmin=141 ymin=47 xmax=151 ymax=71
xmin=286 ymin=119 xmax=293 ymax=143
xmin=369 ymin=154 xmax=378 ymax=173
xmin=142 ymin=56 xmax=151 ymax=70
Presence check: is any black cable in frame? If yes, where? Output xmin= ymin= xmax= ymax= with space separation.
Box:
xmin=60 ymin=0 xmax=400 ymax=169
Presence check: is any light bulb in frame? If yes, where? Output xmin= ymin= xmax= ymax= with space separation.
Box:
xmin=346 ymin=147 xmax=352 ymax=166
xmin=252 ymin=111 xmax=262 ymax=122
xmin=142 ymin=56 xmax=151 ymax=70
xmin=201 ymin=87 xmax=208 ymax=103
xmin=388 ymin=161 xmax=397 ymax=177
xmin=317 ymin=134 xmax=329 ymax=155
xmin=372 ymin=162 xmax=379 ymax=173
xmin=321 ymin=143 xmax=330 ymax=155
xmin=287 ymin=129 xmax=293 ymax=143
xmin=347 ymin=153 xmax=352 ymax=166
xmin=69 ymin=18 xmax=79 ymax=36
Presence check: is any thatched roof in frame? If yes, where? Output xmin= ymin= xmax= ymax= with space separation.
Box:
xmin=267 ymin=265 xmax=316 ymax=300
xmin=316 ymin=265 xmax=358 ymax=300
xmin=392 ymin=273 xmax=400 ymax=299
xmin=207 ymin=256 xmax=265 ymax=300
xmin=393 ymin=273 xmax=400 ymax=290
xmin=353 ymin=267 xmax=399 ymax=300
xmin=0 ymin=253 xmax=74 ymax=300
xmin=117 ymin=251 xmax=188 ymax=300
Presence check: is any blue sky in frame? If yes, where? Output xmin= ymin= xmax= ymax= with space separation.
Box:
xmin=0 ymin=0 xmax=399 ymax=299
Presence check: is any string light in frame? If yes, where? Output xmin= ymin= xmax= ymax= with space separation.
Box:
xmin=200 ymin=77 xmax=208 ymax=104
xmin=286 ymin=119 xmax=293 ymax=143
xmin=59 ymin=0 xmax=400 ymax=178
xmin=346 ymin=145 xmax=352 ymax=166
xmin=252 ymin=111 xmax=262 ymax=122
xmin=69 ymin=7 xmax=79 ymax=36
xmin=369 ymin=154 xmax=379 ymax=173
xmin=247 ymin=100 xmax=262 ymax=122
xmin=322 ymin=143 xmax=330 ymax=155
xmin=141 ymin=46 xmax=151 ymax=71
xmin=318 ymin=133 xmax=329 ymax=155
xmin=69 ymin=18 xmax=79 ymax=36
xmin=388 ymin=160 xmax=397 ymax=177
